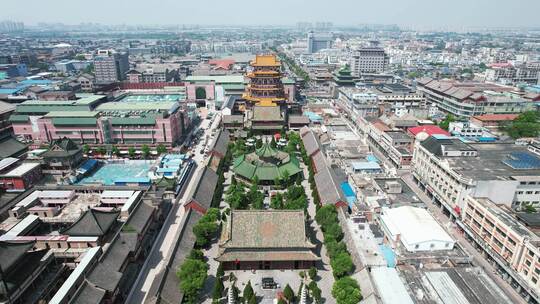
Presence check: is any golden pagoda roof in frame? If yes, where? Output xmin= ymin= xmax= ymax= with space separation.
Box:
xmin=250 ymin=54 xmax=281 ymax=67
xmin=242 ymin=94 xmax=285 ymax=106
xmin=247 ymin=71 xmax=281 ymax=78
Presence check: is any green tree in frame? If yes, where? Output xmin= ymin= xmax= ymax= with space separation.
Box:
xmin=94 ymin=146 xmax=104 ymax=155
xmin=248 ymin=295 xmax=257 ymax=304
xmin=324 ymin=222 xmax=344 ymax=242
xmin=315 ymin=205 xmax=338 ymax=227
xmin=501 ymin=111 xmax=540 ymax=139
xmin=271 ymin=192 xmax=283 ymax=209
xmin=283 ymin=284 xmax=295 ymax=303
xmin=111 ymin=146 xmax=120 ymax=156
xmin=156 ymin=144 xmax=168 ymax=155
xmin=188 ymin=249 xmax=204 ymax=261
xmin=83 ymin=63 xmax=94 ymax=74
xmin=325 ymin=240 xmax=348 ymax=259
xmin=193 ymin=221 xmax=218 ymax=246
xmin=193 ymin=208 xmax=220 ymax=247
xmin=226 ymin=188 xmax=247 ymax=210
xmin=308 ymin=281 xmax=322 ymax=304
xmin=274 ymin=177 xmax=281 ymax=188
xmin=332 ymin=277 xmax=362 ymax=304
xmin=74 ymin=54 xmax=86 ymax=60
xmin=280 ymin=170 xmax=290 ymax=188
xmin=196 ymin=87 xmax=207 ymax=99
xmin=243 ymin=280 xmax=254 ymax=302
xmin=141 ymin=144 xmax=150 ymax=159
xmin=177 ymin=259 xmax=208 ymax=303
xmin=82 ymin=144 xmax=90 ymax=154
xmin=438 ymin=114 xmax=455 ymax=131
xmin=231 ymin=282 xmax=240 ymax=302
xmin=212 ymin=278 xmax=223 ymax=302
xmin=308 ymin=266 xmax=317 ymax=280
xmin=331 ymin=252 xmax=354 ymax=278
xmin=216 ymin=263 xmax=225 ymax=279
xmin=523 ymin=203 xmax=537 ymax=213
xmin=128 ymin=146 xmax=136 ymax=158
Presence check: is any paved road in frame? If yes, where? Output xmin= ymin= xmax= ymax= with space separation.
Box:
xmin=126 ymin=111 xmax=220 ymax=303
xmin=401 ymin=173 xmax=527 ymax=304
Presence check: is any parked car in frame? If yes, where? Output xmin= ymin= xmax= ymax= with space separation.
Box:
xmin=262 ymin=277 xmax=277 ymax=289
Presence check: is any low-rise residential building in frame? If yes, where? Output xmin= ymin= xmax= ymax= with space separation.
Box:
xmin=366 ymin=121 xmax=414 ymax=168
xmin=471 ymin=113 xmax=519 ymax=128
xmin=448 ymin=121 xmax=486 ymax=138
xmin=76 ymin=73 xmax=94 ymax=92
xmin=0 ymin=162 xmax=42 ymax=192
xmin=418 ymin=77 xmax=535 ymax=119
xmin=0 ymin=100 xmax=16 ymax=139
xmin=486 ymin=62 xmax=540 ymax=85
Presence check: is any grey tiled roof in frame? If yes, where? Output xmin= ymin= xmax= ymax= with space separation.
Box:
xmin=222 ymin=210 xmax=312 ymax=248
xmin=311 ymin=151 xmax=327 ymax=172
xmin=63 ymin=209 xmax=119 ymax=237
xmin=87 ymin=232 xmax=138 ymax=292
xmin=314 ymin=166 xmax=346 ymax=205
xmin=222 ymin=114 xmax=244 ymax=124
xmin=301 ymin=130 xmax=320 ymax=157
xmin=217 ymin=210 xmax=318 ymax=262
xmin=288 ymin=115 xmax=310 ymax=125
xmin=211 ymin=129 xmax=230 ymax=157
xmin=0 ymin=137 xmax=28 ymax=158
xmin=0 ymin=241 xmax=34 ymax=272
xmin=125 ymin=201 xmax=155 ymax=234
xmin=70 ymin=280 xmax=106 ymax=304
xmin=190 ymin=167 xmax=218 ymax=210
xmin=252 ymin=105 xmax=282 ymax=122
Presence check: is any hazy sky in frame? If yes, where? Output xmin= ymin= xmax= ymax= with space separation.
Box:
xmin=2 ymin=0 xmax=539 ymax=29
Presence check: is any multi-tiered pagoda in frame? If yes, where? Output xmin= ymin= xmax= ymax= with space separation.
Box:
xmin=243 ymin=54 xmax=286 ymax=107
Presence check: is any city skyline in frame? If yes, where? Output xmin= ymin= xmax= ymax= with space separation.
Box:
xmin=2 ymin=0 xmax=540 ymax=29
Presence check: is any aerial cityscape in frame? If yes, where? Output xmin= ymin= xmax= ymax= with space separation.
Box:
xmin=0 ymin=1 xmax=540 ymax=304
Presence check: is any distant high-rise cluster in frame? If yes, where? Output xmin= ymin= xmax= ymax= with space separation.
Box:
xmin=0 ymin=21 xmax=24 ymax=33
xmin=296 ymin=22 xmax=333 ymax=31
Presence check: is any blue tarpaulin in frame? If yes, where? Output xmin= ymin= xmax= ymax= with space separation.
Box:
xmin=77 ymin=159 xmax=99 ymax=174
xmin=340 ymin=182 xmax=357 ymax=207
xmin=379 ymin=244 xmax=396 ymax=268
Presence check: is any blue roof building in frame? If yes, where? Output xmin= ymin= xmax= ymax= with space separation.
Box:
xmin=351 ymin=161 xmax=382 ymax=173
xmin=340 ymin=182 xmax=357 ymax=208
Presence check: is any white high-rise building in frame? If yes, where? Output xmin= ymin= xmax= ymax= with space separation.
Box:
xmin=351 ymin=47 xmax=389 ymax=76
